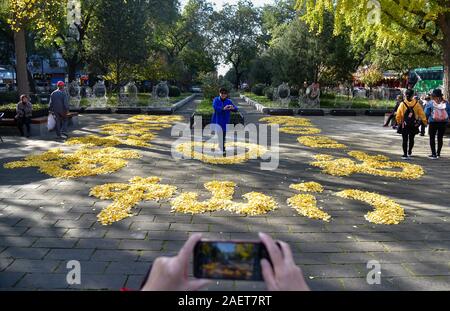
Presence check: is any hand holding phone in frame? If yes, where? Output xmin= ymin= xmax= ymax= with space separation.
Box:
xmin=141 ymin=234 xmax=211 ymax=291
xmin=194 ymin=240 xmax=271 ymax=281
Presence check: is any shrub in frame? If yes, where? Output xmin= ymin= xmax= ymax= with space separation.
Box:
xmin=0 ymin=92 xmax=19 ymax=104
xmin=290 ymin=88 xmax=299 ymax=97
xmin=264 ymin=87 xmax=274 ymax=101
xmin=169 ymin=86 xmax=181 ymax=97
xmin=251 ymin=83 xmax=266 ymax=96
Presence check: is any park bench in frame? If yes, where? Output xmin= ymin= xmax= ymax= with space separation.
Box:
xmin=0 ymin=112 xmax=79 ymax=137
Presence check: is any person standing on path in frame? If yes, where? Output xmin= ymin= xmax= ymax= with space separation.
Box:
xmin=396 ymin=89 xmax=427 ymax=160
xmin=424 ymin=89 xmax=450 ymax=159
xmin=15 ymin=94 xmax=32 ymax=137
xmin=49 ymin=81 xmax=70 ymax=139
xmin=211 ymin=88 xmax=238 ymax=156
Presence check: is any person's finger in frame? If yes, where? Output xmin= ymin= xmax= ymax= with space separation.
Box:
xmin=277 ymin=241 xmax=295 ymax=265
xmin=187 ymin=279 xmax=213 ymax=291
xmin=178 ymin=233 xmax=202 ymax=261
xmin=261 ymin=259 xmax=277 ymax=291
xmin=259 ymin=232 xmax=283 ymax=268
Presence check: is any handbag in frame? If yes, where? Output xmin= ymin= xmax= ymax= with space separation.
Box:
xmin=47 ymin=113 xmax=56 ymax=131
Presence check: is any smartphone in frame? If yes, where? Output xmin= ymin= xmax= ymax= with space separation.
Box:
xmin=193 ymin=240 xmax=271 ymax=281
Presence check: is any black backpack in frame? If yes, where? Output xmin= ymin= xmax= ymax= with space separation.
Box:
xmin=403 ymin=101 xmax=418 ymax=128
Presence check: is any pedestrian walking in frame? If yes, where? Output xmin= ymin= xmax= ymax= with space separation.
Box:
xmin=424 ymin=89 xmax=450 ymax=159
xmin=396 ymin=89 xmax=427 ymax=160
xmin=49 ymin=81 xmax=69 ymax=139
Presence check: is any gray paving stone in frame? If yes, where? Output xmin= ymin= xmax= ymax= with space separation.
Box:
xmin=24 ymin=228 xmax=67 ymax=238
xmin=403 ymin=262 xmax=450 ymax=276
xmin=303 ymin=264 xmax=364 ymax=278
xmin=104 ymin=230 xmax=147 ymax=239
xmin=105 ymin=262 xmax=150 ymax=275
xmin=64 ymin=228 xmax=107 ymax=238
xmin=5 ymin=259 xmax=61 ymax=273
xmin=32 ymin=238 xmax=78 ymax=249
xmin=124 ymin=275 xmax=145 ymax=290
xmin=118 ymin=240 xmax=163 ymax=251
xmin=169 ymin=223 xmax=210 ymax=232
xmin=384 ymin=276 xmax=450 ymax=290
xmin=74 ymin=238 xmax=120 ymax=249
xmin=54 ymin=220 xmax=95 ymax=229
xmin=129 ymin=222 xmax=170 ymax=231
xmin=91 ymin=250 xmax=139 ymax=262
xmin=45 ymin=249 xmax=94 ymax=261
xmin=0 ymin=237 xmax=37 ymax=248
xmin=0 ymin=247 xmax=49 ymax=260
xmin=0 ymin=258 xmax=14 ymax=271
xmin=0 ymin=272 xmax=25 ymax=287
xmin=16 ymin=273 xmax=68 ymax=289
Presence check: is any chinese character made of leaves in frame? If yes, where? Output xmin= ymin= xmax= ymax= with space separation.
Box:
xmin=4 ymin=148 xmax=141 ymax=179
xmin=171 ymin=181 xmax=278 ymax=215
xmin=287 ymin=181 xmax=405 ymax=225
xmin=90 ymin=177 xmax=177 ymax=225
xmin=310 ymin=151 xmax=425 ymax=179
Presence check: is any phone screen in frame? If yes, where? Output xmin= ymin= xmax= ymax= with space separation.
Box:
xmin=193 ymin=241 xmax=270 ymax=281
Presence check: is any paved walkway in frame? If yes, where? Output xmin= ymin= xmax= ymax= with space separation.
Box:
xmin=0 ymin=99 xmax=449 ymax=290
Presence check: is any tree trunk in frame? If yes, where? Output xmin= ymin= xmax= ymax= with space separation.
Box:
xmin=234 ymin=67 xmax=240 ymax=90
xmin=67 ymin=59 xmax=78 ymax=83
xmin=440 ymin=12 xmax=450 ymax=100
xmin=14 ymin=29 xmax=29 ymax=95
xmin=444 ymin=49 xmax=449 ymax=101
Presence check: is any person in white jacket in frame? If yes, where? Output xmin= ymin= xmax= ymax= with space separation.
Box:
xmin=424 ymin=89 xmax=450 ymax=159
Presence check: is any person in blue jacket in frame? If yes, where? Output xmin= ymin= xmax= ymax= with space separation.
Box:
xmin=424 ymin=89 xmax=450 ymax=159
xmin=211 ymin=88 xmax=238 ymax=156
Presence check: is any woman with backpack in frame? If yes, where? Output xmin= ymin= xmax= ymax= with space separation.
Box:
xmin=396 ymin=89 xmax=427 ymax=160
xmin=424 ymin=89 xmax=450 ymax=159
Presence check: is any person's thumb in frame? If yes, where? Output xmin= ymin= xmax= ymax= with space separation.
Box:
xmin=186 ymin=279 xmax=213 ymax=291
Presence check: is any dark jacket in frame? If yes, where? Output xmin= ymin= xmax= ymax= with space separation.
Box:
xmin=49 ymin=89 xmax=69 ymax=115
xmin=16 ymin=101 xmax=33 ymax=118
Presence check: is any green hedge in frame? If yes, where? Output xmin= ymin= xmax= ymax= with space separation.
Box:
xmin=0 ymin=92 xmax=19 ymax=104
xmin=251 ymin=84 xmax=266 ymax=96
xmin=169 ymin=86 xmax=181 ymax=97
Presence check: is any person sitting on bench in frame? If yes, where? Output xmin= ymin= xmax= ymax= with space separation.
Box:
xmin=15 ymin=94 xmax=33 ymax=138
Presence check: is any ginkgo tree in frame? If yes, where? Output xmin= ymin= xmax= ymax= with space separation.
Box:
xmin=297 ymin=0 xmax=450 ymax=99
xmin=6 ymin=0 xmax=64 ymax=95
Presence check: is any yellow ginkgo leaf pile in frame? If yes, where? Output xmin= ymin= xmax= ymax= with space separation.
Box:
xmin=65 ymin=115 xmax=183 ymax=148
xmin=335 ymin=189 xmax=405 ymax=225
xmin=127 ymin=115 xmax=184 ymax=124
xmin=311 ymin=151 xmax=425 ymax=179
xmin=259 ymin=116 xmax=314 ymax=127
xmin=298 ymin=136 xmax=347 ymax=149
xmin=171 ymin=181 xmax=278 ymax=215
xmin=287 ymin=182 xmax=331 ymax=222
xmin=278 ymin=127 xmax=322 ymax=135
xmin=290 ymin=182 xmax=324 ymax=193
xmin=259 ymin=116 xmax=324 ymax=137
xmin=90 ymin=176 xmax=177 ymax=225
xmin=4 ymin=148 xmax=141 ymax=179
xmin=175 ymin=141 xmax=268 ymax=165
